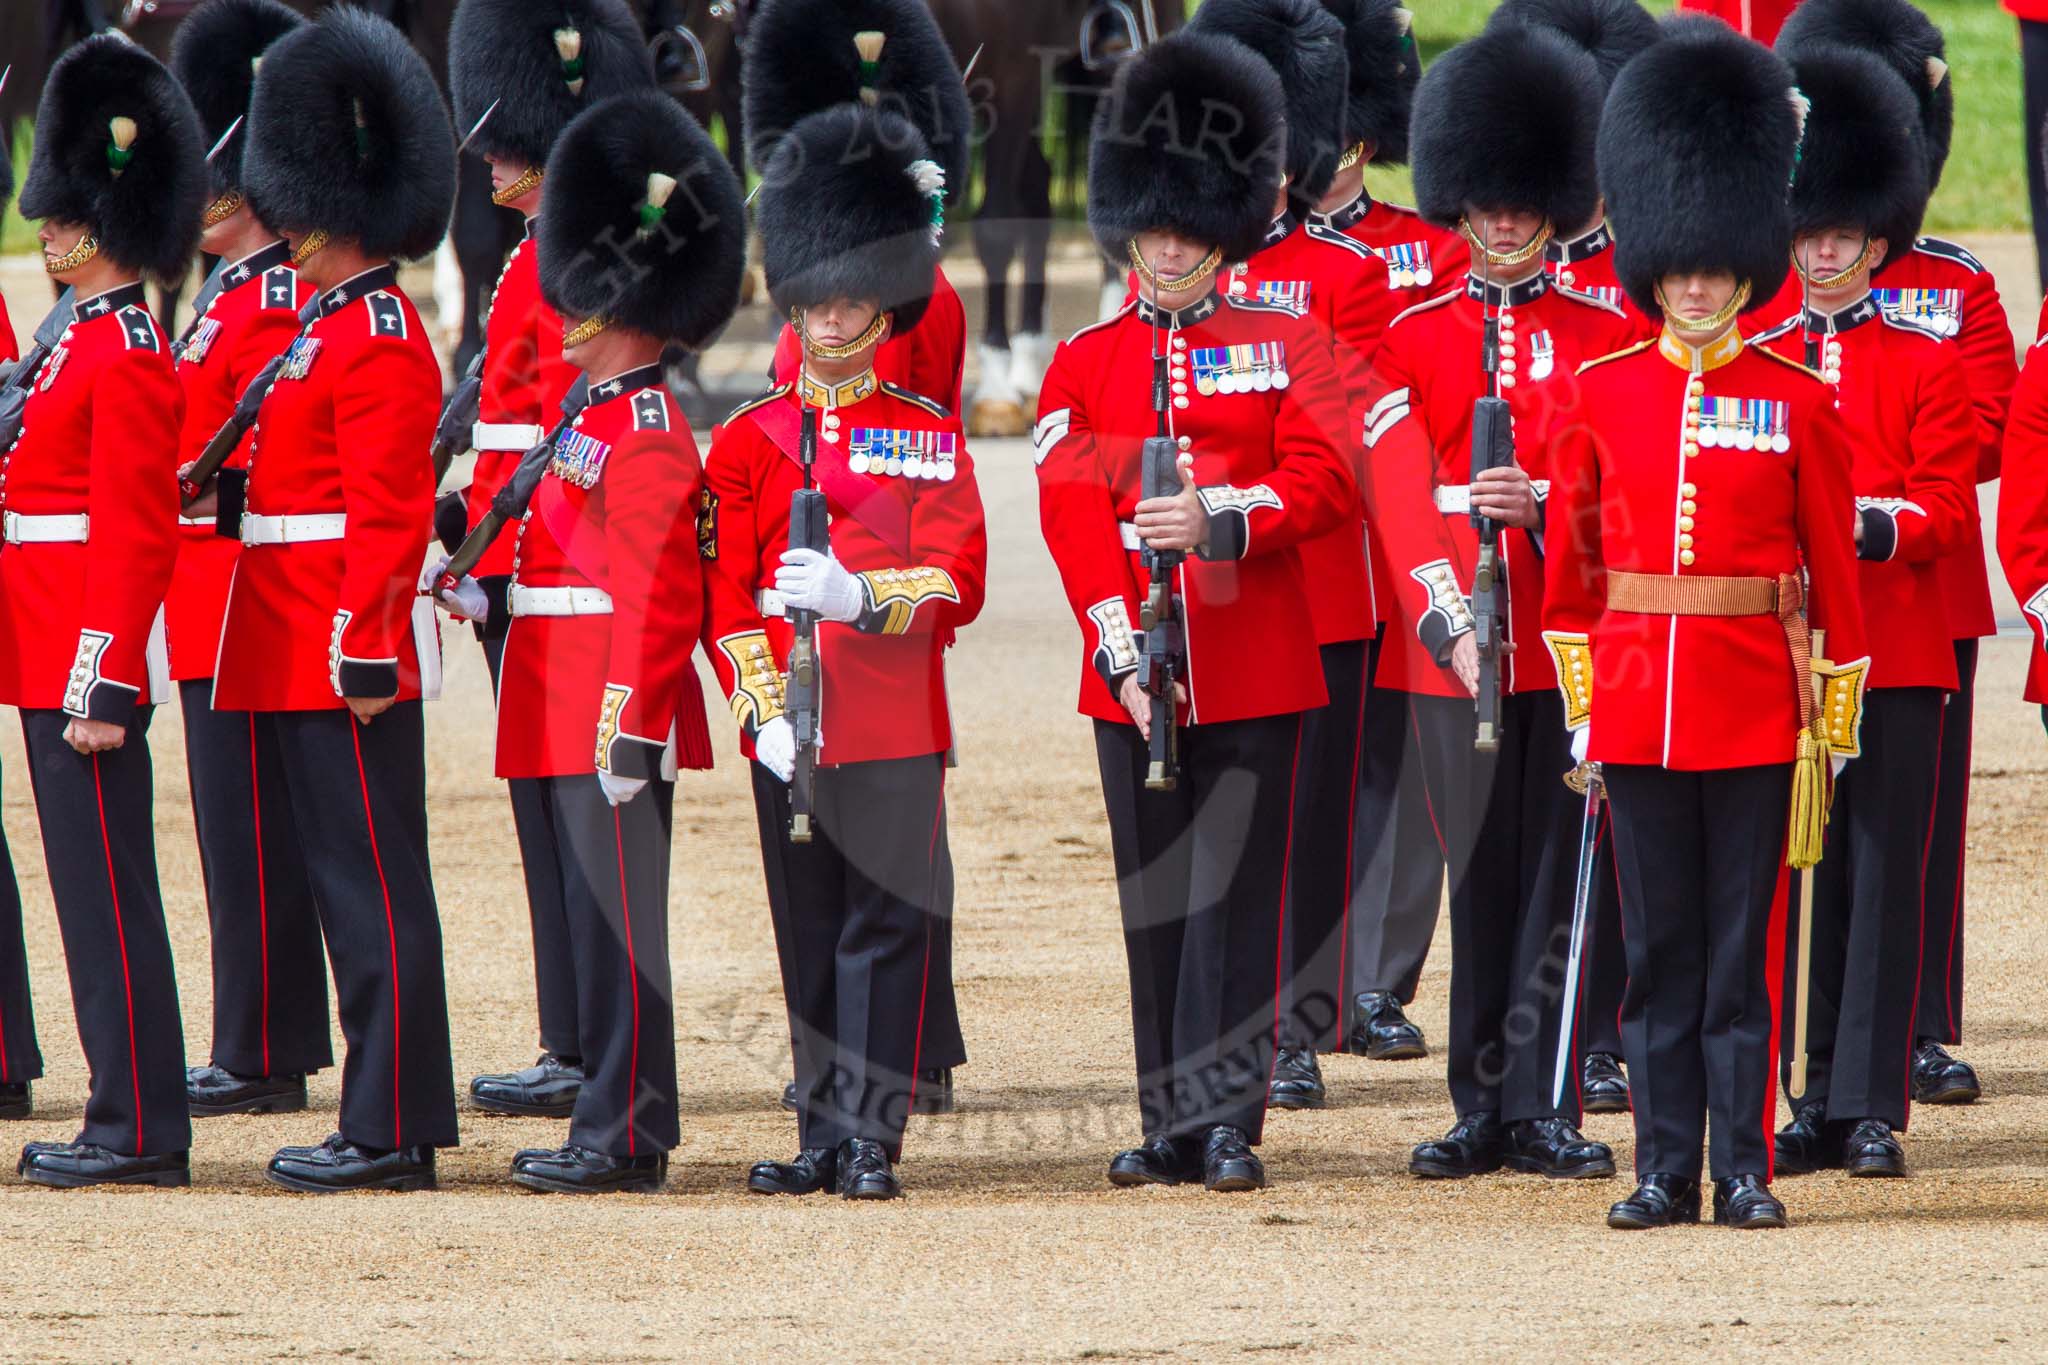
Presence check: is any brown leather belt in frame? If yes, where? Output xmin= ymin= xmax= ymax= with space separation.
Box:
xmin=1605 ymin=571 xmax=1814 ymax=729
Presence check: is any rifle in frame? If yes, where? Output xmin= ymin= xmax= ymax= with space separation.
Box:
xmin=1468 ymin=310 xmax=1513 ymax=751
xmin=179 ymin=293 xmax=324 ymax=509
xmin=785 ymin=406 xmax=826 ymax=842
xmin=431 ymin=346 xmax=487 ymax=487
xmin=1136 ymin=345 xmax=1185 ymax=790
xmin=0 ymin=289 xmax=78 ymax=451
xmin=433 ymin=378 xmax=591 ymax=592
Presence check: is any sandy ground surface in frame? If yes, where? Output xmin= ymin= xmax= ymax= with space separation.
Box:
xmin=2 ymin=247 xmax=2047 ymax=1359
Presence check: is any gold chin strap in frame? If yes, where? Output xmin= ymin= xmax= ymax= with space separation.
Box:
xmin=491 ymin=165 xmax=544 ymax=208
xmin=1335 ymin=142 xmax=1367 ymax=172
xmin=202 ymin=191 xmax=246 ymax=228
xmin=562 ymin=315 xmax=609 ymax=347
xmin=1656 ymin=278 xmax=1753 ymax=337
xmin=1793 ymin=238 xmax=1876 ymax=292
xmin=1458 ymin=217 xmax=1555 ymax=269
xmin=1127 ymin=240 xmax=1224 ymax=294
xmin=795 ymin=306 xmax=889 ymax=360
xmin=291 ymin=229 xmax=331 ymax=265
xmin=45 ymin=234 xmax=100 ymax=275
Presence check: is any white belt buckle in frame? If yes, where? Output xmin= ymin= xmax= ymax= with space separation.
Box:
xmin=755 ymin=588 xmax=788 ymax=618
xmin=1433 ymin=485 xmax=1472 ymax=515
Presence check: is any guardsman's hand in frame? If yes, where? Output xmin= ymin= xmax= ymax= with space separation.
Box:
xmin=754 ymin=715 xmax=796 ymax=783
xmin=1448 ymin=632 xmax=1517 ymax=698
xmin=347 ymin=695 xmax=395 ymax=725
xmin=177 ymin=461 xmax=218 ymax=519
xmin=1118 ymin=673 xmax=1187 ymax=741
xmin=1134 ymin=454 xmax=1210 ymax=554
xmin=599 ymin=771 xmax=648 ymax=807
xmin=63 ymin=718 xmax=125 ymax=754
xmin=1471 ymin=464 xmax=1539 ymax=528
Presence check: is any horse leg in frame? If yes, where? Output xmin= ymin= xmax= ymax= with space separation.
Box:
xmin=1006 ymin=138 xmax=1054 ymax=403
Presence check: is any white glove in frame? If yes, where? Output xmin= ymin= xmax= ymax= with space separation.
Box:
xmin=755 ymin=715 xmax=796 ymax=783
xmin=1831 ymin=754 xmax=1849 ymax=780
xmin=1570 ymin=725 xmax=1590 ymax=766
xmin=599 ymin=770 xmax=648 ymax=807
xmin=428 ymin=557 xmax=489 ymax=623
xmin=775 ymin=548 xmax=864 ymax=624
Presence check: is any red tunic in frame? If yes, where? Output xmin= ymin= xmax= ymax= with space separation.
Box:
xmin=1996 ymin=339 xmax=2048 ymax=702
xmin=1674 ymin=0 xmax=1801 ymax=41
xmin=1543 ymin=222 xmax=1650 ymax=327
xmin=1541 ymin=328 xmax=1869 ymax=771
xmin=0 ymin=282 xmax=181 ymax=719
xmin=702 ymin=373 xmax=987 ymax=766
xmin=215 ymin=268 xmax=442 ymax=711
xmin=495 ymin=366 xmax=712 ymax=780
xmin=1036 ymin=292 xmax=1354 ymax=727
xmin=1752 ymin=300 xmax=1977 ymax=691
xmin=1361 ymin=271 xmax=1638 ymax=700
xmin=771 ymin=265 xmax=967 ymax=418
xmin=466 ymin=231 xmax=576 ymax=579
xmin=167 ymin=243 xmax=309 ymax=682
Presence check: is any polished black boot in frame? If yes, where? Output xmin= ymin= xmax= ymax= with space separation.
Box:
xmin=1503 ymin=1117 xmax=1616 ymax=1179
xmin=781 ymin=1080 xmax=798 ymax=1113
xmin=0 ymin=1083 xmax=28 ymax=1121
xmin=1267 ymin=1047 xmax=1327 ymax=1110
xmin=1842 ymin=1119 xmax=1907 ymax=1178
xmin=469 ymin=1053 xmax=583 ymax=1118
xmin=910 ymin=1067 xmax=955 ymax=1116
xmin=1772 ymin=1102 xmax=1839 ymax=1176
xmin=1409 ymin=1111 xmax=1504 ymax=1178
xmin=17 ymin=1142 xmax=190 ymax=1189
xmin=835 ymin=1138 xmax=902 ymax=1200
xmin=1107 ymin=1136 xmax=1195 ymax=1188
xmin=511 ymin=1145 xmax=667 ymax=1194
xmin=1712 ymin=1174 xmax=1788 ymax=1228
xmin=1911 ymin=1040 xmax=1981 ymax=1105
xmin=748 ymin=1147 xmax=838 ymax=1195
xmin=1201 ymin=1125 xmax=1266 ymax=1192
xmin=1581 ymin=1053 xmax=1631 ymax=1115
xmin=1607 ymin=1173 xmax=1702 ymax=1229
xmin=1348 ymin=991 xmax=1427 ymax=1060
xmin=187 ymin=1065 xmax=308 ymax=1117
xmin=266 ymin=1134 xmax=437 ymax=1192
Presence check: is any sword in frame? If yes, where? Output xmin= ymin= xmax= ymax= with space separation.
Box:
xmin=1551 ymin=760 xmax=1604 ymax=1112
xmin=1789 ymin=628 xmax=1828 ymax=1097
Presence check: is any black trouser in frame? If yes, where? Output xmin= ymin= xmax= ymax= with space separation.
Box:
xmin=259 ymin=704 xmax=458 ymax=1150
xmin=1343 ymin=653 xmax=1447 ymax=1037
xmin=180 ymin=680 xmax=331 ymax=1078
xmin=920 ymin=809 xmax=967 ymax=1071
xmin=482 ymin=634 xmax=580 ymax=1061
xmin=1409 ymin=690 xmax=1582 ymax=1125
xmin=527 ymin=774 xmax=679 ymax=1156
xmin=0 ymin=759 xmax=42 ymax=1087
xmin=1280 ymin=640 xmax=1370 ymax=1053
xmin=751 ymin=754 xmax=948 ymax=1161
xmin=19 ymin=710 xmax=190 ymax=1155
xmin=1783 ymin=687 xmax=1943 ymax=1130
xmin=1605 ymin=762 xmax=1790 ymax=1183
xmin=1917 ymin=639 xmax=1976 ymax=1047
xmin=1096 ymin=713 xmax=1300 ymax=1146
xmin=2025 ymin=19 xmax=2048 ymax=290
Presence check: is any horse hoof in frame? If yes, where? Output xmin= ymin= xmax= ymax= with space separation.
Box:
xmin=1008 ymin=332 xmax=1050 ymax=403
xmin=969 ymin=399 xmax=1030 ymax=439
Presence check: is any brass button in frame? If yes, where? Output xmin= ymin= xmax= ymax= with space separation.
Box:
xmin=1679 ymin=515 xmax=1695 ymax=531
xmin=1681 ymin=482 xmax=1698 ymax=497
xmin=1679 ymin=533 xmax=1694 ymax=548
xmin=1679 ymin=549 xmax=1696 ymax=566
xmin=1681 ymin=499 xmax=1697 ymax=515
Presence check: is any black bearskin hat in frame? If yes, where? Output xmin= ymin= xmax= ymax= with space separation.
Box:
xmin=1486 ymin=0 xmax=1660 ymax=93
xmin=1190 ymin=0 xmax=1350 ymax=209
xmin=170 ymin=0 xmax=305 ymax=201
xmin=19 ymin=36 xmax=206 ymax=281
xmin=1778 ymin=0 xmax=1952 ymax=190
xmin=242 ymin=6 xmax=456 ymax=261
xmin=1785 ymin=44 xmax=1928 ymax=258
xmin=1086 ymin=32 xmax=1286 ymax=266
xmin=450 ymin=0 xmax=654 ymax=171
xmin=756 ymin=104 xmax=947 ymax=333
xmin=1319 ymin=0 xmax=1420 ymax=166
xmin=1600 ymin=17 xmax=1802 ymax=318
xmin=1411 ymin=26 xmax=1603 ymax=232
xmin=743 ymin=0 xmax=971 ymax=204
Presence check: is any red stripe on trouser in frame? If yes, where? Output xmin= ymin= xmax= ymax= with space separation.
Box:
xmin=350 ymin=722 xmax=404 ymax=1150
xmin=903 ymin=776 xmax=947 ymax=1121
xmin=1941 ymin=706 xmax=1971 ymax=1038
xmin=1265 ymin=722 xmax=1306 ymax=1097
xmin=91 ymin=754 xmax=145 ymax=1156
xmin=1762 ymin=858 xmax=1791 ymax=1183
xmin=613 ymin=808 xmax=639 ymax=1157
xmin=249 ymin=713 xmax=272 ymax=1075
xmin=1331 ymin=661 xmax=1371 ymax=1051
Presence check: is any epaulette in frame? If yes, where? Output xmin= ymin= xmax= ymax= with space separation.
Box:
xmin=1913 ymin=237 xmax=1986 ymax=274
xmin=632 ymin=388 xmax=672 ymax=432
xmin=1879 ymin=308 xmax=1948 ymax=343
xmin=260 ymin=266 xmax=298 ymax=311
xmin=723 ymin=383 xmax=791 ymax=425
xmin=1573 ymin=336 xmax=1658 ymax=376
xmin=1066 ymin=301 xmax=1134 ymax=345
xmin=1388 ymin=287 xmax=1461 ymax=329
xmin=1552 ymin=283 xmax=1626 ymax=317
xmin=365 ymin=291 xmax=408 ymax=341
xmin=1753 ymin=346 xmax=1825 ymax=382
xmin=1230 ymin=296 xmax=1305 ymax=319
xmin=116 ymin=306 xmax=161 ymax=353
xmin=1303 ymin=222 xmax=1375 ymax=261
xmin=1747 ymin=316 xmax=1799 ymax=346
xmin=881 ymin=380 xmax=950 ymax=419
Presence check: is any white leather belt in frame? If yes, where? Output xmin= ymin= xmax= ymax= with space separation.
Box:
xmin=2 ymin=512 xmax=89 ymax=544
xmin=179 ymin=515 xmax=217 ymax=527
xmin=241 ymin=512 xmax=347 ymax=546
xmin=509 ymin=584 xmax=614 ymax=617
xmin=1433 ymin=485 xmax=1471 ymax=515
xmin=755 ymin=588 xmax=788 ymax=618
xmin=1119 ymin=522 xmax=1143 ymax=551
xmin=473 ymin=421 xmax=546 ymax=452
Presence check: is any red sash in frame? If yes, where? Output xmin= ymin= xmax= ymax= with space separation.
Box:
xmin=744 ymin=396 xmax=912 ymax=559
